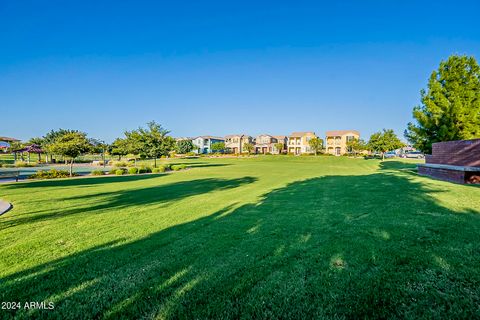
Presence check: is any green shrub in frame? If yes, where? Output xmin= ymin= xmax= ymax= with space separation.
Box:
xmin=137 ymin=166 xmax=151 ymax=174
xmin=28 ymin=169 xmax=75 ymax=179
xmin=152 ymin=167 xmax=166 ymax=173
xmin=115 ymin=169 xmax=125 ymax=175
xmin=15 ymin=161 xmax=38 ymax=167
xmin=128 ymin=167 xmax=138 ymax=174
xmin=162 ymin=164 xmax=171 ymax=171
xmin=108 ymin=168 xmax=118 ymax=174
xmin=91 ymin=170 xmax=105 ymax=176
xmin=171 ymin=164 xmax=187 ymax=171
xmin=112 ymin=161 xmax=128 ymax=168
xmin=2 ymin=164 xmax=15 ymax=168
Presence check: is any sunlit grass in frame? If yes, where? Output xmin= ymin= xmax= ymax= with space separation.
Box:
xmin=1 ymin=156 xmax=479 ymax=319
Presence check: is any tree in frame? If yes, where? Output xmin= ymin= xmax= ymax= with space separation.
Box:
xmin=110 ymin=138 xmax=130 ymax=160
xmin=211 ymin=142 xmax=225 ymax=153
xmin=308 ymin=137 xmax=324 ymax=155
xmin=176 ymin=140 xmax=194 ymax=154
xmin=42 ymin=129 xmax=79 ymax=163
xmin=124 ymin=121 xmax=174 ymax=167
xmin=346 ymin=138 xmax=368 ymax=157
xmin=274 ymin=142 xmax=284 ymax=154
xmin=405 ymin=55 xmax=480 ymax=153
xmin=368 ymin=129 xmax=404 ymax=161
xmin=243 ymin=142 xmax=254 ymax=155
xmin=48 ymin=132 xmax=92 ymax=176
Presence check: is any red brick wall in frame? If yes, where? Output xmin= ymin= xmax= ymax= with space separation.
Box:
xmin=427 ymin=139 xmax=480 ymax=167
xmin=418 ymin=166 xmax=466 ymax=184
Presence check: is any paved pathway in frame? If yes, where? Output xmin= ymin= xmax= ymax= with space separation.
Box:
xmin=0 ymin=200 xmax=12 ymax=216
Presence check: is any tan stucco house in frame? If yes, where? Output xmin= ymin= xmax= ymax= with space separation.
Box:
xmin=325 ymin=130 xmax=360 ymax=155
xmin=225 ymin=134 xmax=254 ymax=154
xmin=287 ymin=132 xmax=317 ymax=155
xmin=254 ymin=135 xmax=288 ymax=154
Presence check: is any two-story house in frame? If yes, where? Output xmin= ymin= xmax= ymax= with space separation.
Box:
xmin=225 ymin=134 xmax=254 ymax=154
xmin=192 ymin=136 xmax=225 ymax=154
xmin=287 ymin=132 xmax=317 ymax=155
xmin=254 ymin=134 xmax=287 ymax=154
xmin=273 ymin=135 xmax=288 ymax=154
xmin=325 ymin=130 xmax=360 ymax=155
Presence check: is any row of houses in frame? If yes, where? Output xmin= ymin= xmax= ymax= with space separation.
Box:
xmin=187 ymin=130 xmax=360 ymax=156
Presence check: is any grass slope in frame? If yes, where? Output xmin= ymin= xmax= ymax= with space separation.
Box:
xmin=1 ymin=157 xmax=480 ymax=319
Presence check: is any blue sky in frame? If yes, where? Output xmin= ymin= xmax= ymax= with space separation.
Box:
xmin=1 ymin=1 xmax=480 ymax=142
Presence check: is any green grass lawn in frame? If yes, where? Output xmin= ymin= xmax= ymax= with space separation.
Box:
xmin=1 ymin=156 xmax=480 ymax=319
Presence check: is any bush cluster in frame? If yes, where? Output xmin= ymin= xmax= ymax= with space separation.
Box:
xmin=128 ymin=167 xmax=138 ymax=174
xmin=29 ymin=169 xmax=76 ymax=179
xmin=91 ymin=170 xmax=105 ymax=176
xmin=152 ymin=167 xmax=165 ymax=173
xmin=112 ymin=161 xmax=129 ymax=168
xmin=138 ymin=166 xmax=152 ymax=174
xmin=100 ymin=163 xmax=188 ymax=177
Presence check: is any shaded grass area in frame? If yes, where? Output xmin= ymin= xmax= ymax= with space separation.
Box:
xmin=1 ymin=157 xmax=480 ymax=319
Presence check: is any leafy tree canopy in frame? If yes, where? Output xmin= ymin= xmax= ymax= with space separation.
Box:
xmin=308 ymin=137 xmax=324 ymax=155
xmin=346 ymin=138 xmax=367 ymax=156
xmin=406 ymin=55 xmax=480 ymax=153
xmin=368 ymin=129 xmax=404 ymax=160
xmin=48 ymin=132 xmax=92 ymax=176
xmin=176 ymin=140 xmax=194 ymax=154
xmin=122 ymin=121 xmax=174 ymax=166
xmin=243 ymin=142 xmax=254 ymax=154
xmin=274 ymin=142 xmax=284 ymax=154
xmin=211 ymin=142 xmax=225 ymax=152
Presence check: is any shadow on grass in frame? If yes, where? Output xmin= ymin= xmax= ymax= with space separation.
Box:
xmin=2 ymin=170 xmax=480 ymax=318
xmin=0 ymin=177 xmax=257 ymax=229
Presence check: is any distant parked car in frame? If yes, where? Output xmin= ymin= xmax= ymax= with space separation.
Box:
xmin=384 ymin=151 xmax=397 ymax=158
xmin=402 ymin=151 xmax=425 ymax=159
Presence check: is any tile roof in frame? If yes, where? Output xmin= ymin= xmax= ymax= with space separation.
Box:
xmin=290 ymin=132 xmax=315 ymax=137
xmin=325 ymin=130 xmax=360 ymax=136
xmin=194 ymin=136 xmax=225 ymax=140
xmin=0 ymin=136 xmax=19 ymax=142
xmin=225 ymin=134 xmax=251 ymax=138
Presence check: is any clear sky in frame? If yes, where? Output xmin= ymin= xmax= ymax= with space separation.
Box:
xmin=1 ymin=0 xmax=480 ymax=142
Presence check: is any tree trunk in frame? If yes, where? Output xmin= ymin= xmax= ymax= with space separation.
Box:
xmin=382 ymin=152 xmax=385 ymax=161
xmin=154 ymin=157 xmax=157 ymax=168
xmin=69 ymin=159 xmax=74 ymax=177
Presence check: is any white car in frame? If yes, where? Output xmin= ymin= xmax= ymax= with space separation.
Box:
xmin=403 ymin=151 xmax=425 ymax=159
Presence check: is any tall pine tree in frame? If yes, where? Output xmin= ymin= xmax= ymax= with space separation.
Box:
xmin=406 ymin=55 xmax=480 ymax=153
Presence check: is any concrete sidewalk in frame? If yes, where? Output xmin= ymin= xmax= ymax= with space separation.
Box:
xmin=0 ymin=200 xmax=12 ymax=215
